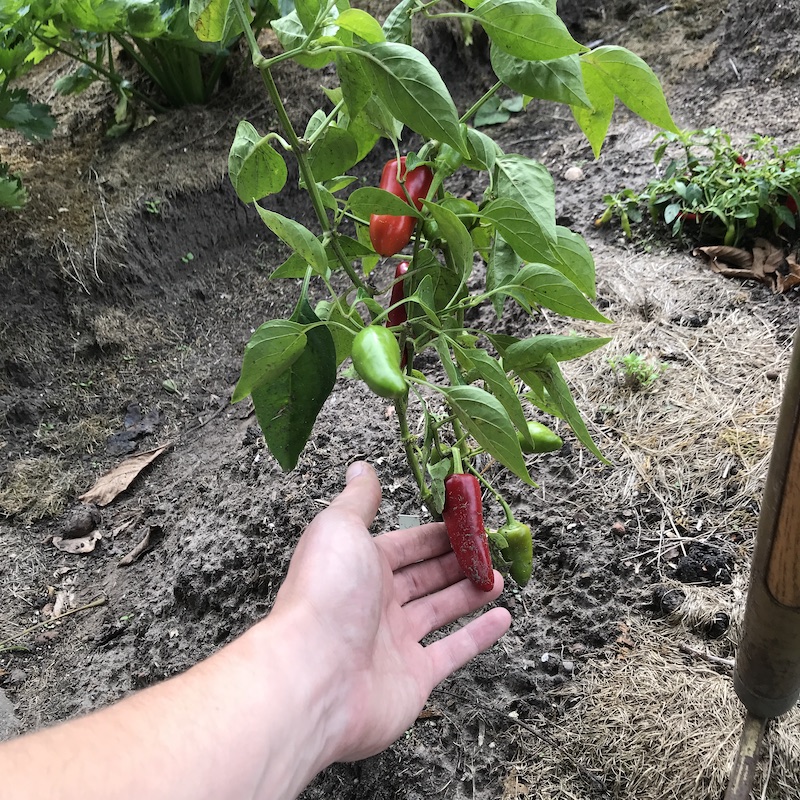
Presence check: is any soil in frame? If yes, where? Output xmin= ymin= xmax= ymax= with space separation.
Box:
xmin=2 ymin=1 xmax=800 ymax=798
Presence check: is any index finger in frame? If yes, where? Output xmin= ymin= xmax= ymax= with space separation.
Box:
xmin=377 ymin=522 xmax=452 ymax=571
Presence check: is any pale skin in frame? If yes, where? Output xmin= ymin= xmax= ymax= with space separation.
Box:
xmin=0 ymin=461 xmax=512 ymax=800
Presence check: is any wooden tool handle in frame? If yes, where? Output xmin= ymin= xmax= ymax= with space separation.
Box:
xmin=734 ymin=324 xmax=800 ymax=718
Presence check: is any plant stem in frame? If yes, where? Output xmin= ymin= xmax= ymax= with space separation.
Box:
xmin=232 ymin=0 xmax=372 ymax=296
xmin=469 ymin=464 xmax=514 ymax=524
xmin=396 ymin=394 xmax=435 ymax=515
xmin=460 ymin=80 xmax=503 ymax=124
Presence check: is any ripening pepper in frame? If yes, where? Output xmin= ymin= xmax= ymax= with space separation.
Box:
xmin=497 ymin=520 xmax=533 ymax=587
xmin=518 ymin=421 xmax=563 ymax=454
xmin=442 ymin=473 xmax=494 ymax=592
xmin=351 ymin=325 xmax=408 ymax=399
xmin=386 ymin=261 xmax=410 ymax=369
xmin=369 ymin=158 xmax=434 ymax=257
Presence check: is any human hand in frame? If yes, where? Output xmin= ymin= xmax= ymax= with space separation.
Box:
xmin=269 ymin=461 xmax=512 ymax=764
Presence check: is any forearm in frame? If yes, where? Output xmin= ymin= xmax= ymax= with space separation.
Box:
xmin=0 ymin=613 xmax=335 ymax=800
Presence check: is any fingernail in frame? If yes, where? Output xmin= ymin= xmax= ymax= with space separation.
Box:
xmin=346 ymin=461 xmax=368 ymax=482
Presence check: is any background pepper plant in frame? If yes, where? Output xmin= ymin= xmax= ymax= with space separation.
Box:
xmin=191 ymin=0 xmax=678 ymax=590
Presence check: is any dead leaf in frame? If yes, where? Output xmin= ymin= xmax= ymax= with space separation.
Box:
xmin=118 ymin=525 xmax=163 ymax=567
xmin=615 ymin=621 xmax=635 ymax=658
xmin=693 ymin=245 xmax=754 ymax=270
xmin=79 ymin=443 xmax=172 ymax=506
xmin=53 ymin=530 xmax=101 ymax=554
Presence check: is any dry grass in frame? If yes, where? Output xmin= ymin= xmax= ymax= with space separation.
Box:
xmin=0 ymin=456 xmax=82 ymax=521
xmin=511 ymin=246 xmax=800 ymax=798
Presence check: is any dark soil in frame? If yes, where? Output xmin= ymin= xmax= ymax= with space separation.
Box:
xmin=2 ymin=1 xmax=800 ymax=798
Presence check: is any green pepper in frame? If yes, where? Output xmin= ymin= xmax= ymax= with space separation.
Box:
xmin=497 ymin=520 xmax=533 ymax=587
xmin=434 ymin=143 xmax=464 ymax=178
xmin=351 ymin=325 xmax=408 ymax=399
xmin=518 ymin=421 xmax=563 ymax=454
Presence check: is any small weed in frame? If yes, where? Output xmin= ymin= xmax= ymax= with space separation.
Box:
xmin=180 ymin=252 xmax=194 ymax=264
xmin=145 ymin=198 xmax=161 ymax=215
xmin=609 ymin=352 xmax=667 ymax=390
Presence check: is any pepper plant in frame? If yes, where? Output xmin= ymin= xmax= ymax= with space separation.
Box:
xmin=191 ymin=0 xmax=677 ymax=590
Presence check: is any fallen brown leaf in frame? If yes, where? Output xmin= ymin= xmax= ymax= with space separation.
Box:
xmin=118 ymin=525 xmax=164 ymax=567
xmin=52 ymin=530 xmax=101 ymax=554
xmin=79 ymin=443 xmax=172 ymax=506
xmin=693 ymin=245 xmax=753 ymax=270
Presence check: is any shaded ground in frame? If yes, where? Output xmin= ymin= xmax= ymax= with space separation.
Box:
xmin=2 ymin=1 xmax=800 ymax=797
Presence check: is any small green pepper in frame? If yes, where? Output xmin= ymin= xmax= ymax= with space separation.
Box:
xmin=351 ymin=326 xmax=408 ymax=400
xmin=518 ymin=421 xmax=563 ymax=454
xmin=497 ymin=520 xmax=533 ymax=587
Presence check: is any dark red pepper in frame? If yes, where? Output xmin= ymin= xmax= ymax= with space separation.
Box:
xmin=386 ymin=261 xmax=409 ymax=369
xmin=369 ymin=157 xmax=434 ymax=257
xmin=442 ymin=474 xmax=494 ymax=592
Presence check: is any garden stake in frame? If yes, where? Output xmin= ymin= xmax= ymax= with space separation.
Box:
xmin=725 ymin=325 xmax=800 ymax=798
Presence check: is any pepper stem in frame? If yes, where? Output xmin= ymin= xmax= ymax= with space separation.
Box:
xmin=468 ymin=465 xmax=514 ymax=525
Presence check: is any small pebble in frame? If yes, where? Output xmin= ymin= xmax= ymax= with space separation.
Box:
xmin=564 ymin=166 xmax=585 ymax=181
xmin=60 ymin=505 xmax=101 ymax=539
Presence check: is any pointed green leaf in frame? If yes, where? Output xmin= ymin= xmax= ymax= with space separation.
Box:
xmin=382 ymin=0 xmax=415 ymax=45
xmin=232 ymin=320 xmax=308 ymax=402
xmin=482 ymin=196 xmax=552 ymax=262
xmin=189 ymin=0 xmax=230 ymax=42
xmin=464 ymin=126 xmax=501 ymax=171
xmin=472 ymin=0 xmax=585 ymax=61
xmin=336 ymin=52 xmax=372 ymax=117
xmin=511 ymin=263 xmax=611 ymax=322
xmin=443 ymin=385 xmax=535 ymax=485
xmin=533 ymin=355 xmax=608 ymax=462
xmin=228 ymin=121 xmax=288 ymax=203
xmin=252 ymin=299 xmax=337 ymax=471
xmin=490 ymin=46 xmax=591 ymax=109
xmin=421 ymin=200 xmax=473 ymax=282
xmin=504 ymin=334 xmax=611 ymax=371
xmin=453 ymin=345 xmax=530 ymax=442
xmin=572 ymin=59 xmax=615 ymax=158
xmin=355 ymin=42 xmax=467 ymax=155
xmin=348 ymin=186 xmax=423 ymax=218
xmin=307 ymin=125 xmax=359 ymax=181
xmin=494 ymin=154 xmax=556 ymax=243
xmin=584 ymin=46 xmax=678 ymax=133
xmin=337 ymin=8 xmax=385 ymax=43
xmin=295 ymin=0 xmax=321 ymax=33
xmin=486 ymin=234 xmax=520 ymax=317
xmin=255 ymin=206 xmax=328 ymax=274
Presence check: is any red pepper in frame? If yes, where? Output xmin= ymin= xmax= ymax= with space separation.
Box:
xmin=369 ymin=158 xmax=434 ymax=257
xmin=386 ymin=261 xmax=409 ymax=369
xmin=734 ymin=154 xmax=747 ymax=167
xmin=442 ymin=474 xmax=494 ymax=592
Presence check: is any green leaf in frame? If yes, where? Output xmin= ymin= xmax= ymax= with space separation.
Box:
xmin=270 ymin=252 xmax=310 ymax=279
xmin=443 ymin=385 xmax=534 ymax=485
xmin=474 ymin=95 xmax=512 ymax=127
xmin=427 ymin=457 xmax=452 ymax=515
xmin=409 ymin=249 xmax=460 ymax=313
xmin=481 ymin=196 xmax=552 ymax=262
xmin=326 ymin=301 xmax=362 ymax=365
xmin=355 ymin=42 xmax=467 ymax=155
xmin=189 ymin=0 xmax=232 ymax=42
xmin=486 ymin=234 xmax=519 ymax=317
xmin=272 ymin=11 xmax=338 ymax=68
xmin=382 ymin=0 xmax=415 ymax=45
xmin=307 ymin=125 xmax=359 ymax=181
xmin=572 ymin=60 xmax=615 ymax=158
xmin=228 ymin=121 xmax=288 ymax=203
xmin=336 ymin=51 xmax=372 ymax=117
xmin=232 ymin=320 xmax=308 ymax=402
xmin=551 ymin=226 xmax=596 ymax=298
xmin=252 ymin=298 xmax=337 ymax=471
xmin=584 ymin=46 xmax=678 ymax=133
xmin=63 ymin=0 xmax=126 ymax=32
xmin=504 ymin=334 xmax=611 ymax=371
xmin=295 ymin=0 xmax=321 ymax=33
xmin=464 ymin=127 xmax=501 ymax=171
xmin=494 ymin=153 xmax=556 ymax=243
xmin=532 ymin=355 xmax=607 ymax=462
xmin=490 ymin=46 xmax=591 ymax=109
xmin=0 ymin=167 xmax=26 ymax=210
xmin=337 ymin=8 xmax=385 ymax=43
xmin=472 ymin=0 xmax=585 ymax=62
xmin=510 ymin=263 xmax=611 ymax=322
xmin=348 ymin=186 xmax=422 ymax=218
xmin=341 ymin=103 xmax=383 ymax=161
xmin=255 ymin=206 xmax=328 ymax=274
xmin=453 ymin=345 xmax=530 ymax=443
xmin=421 ymin=200 xmax=473 ymax=282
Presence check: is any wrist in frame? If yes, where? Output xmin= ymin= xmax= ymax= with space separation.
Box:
xmin=236 ymin=608 xmax=344 ymax=797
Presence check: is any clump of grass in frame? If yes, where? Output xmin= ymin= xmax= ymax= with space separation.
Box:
xmin=0 ymin=456 xmax=80 ymax=521
xmin=608 ymin=352 xmax=668 ymax=390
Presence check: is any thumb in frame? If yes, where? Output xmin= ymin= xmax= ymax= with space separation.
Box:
xmin=326 ymin=461 xmax=382 ymax=528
